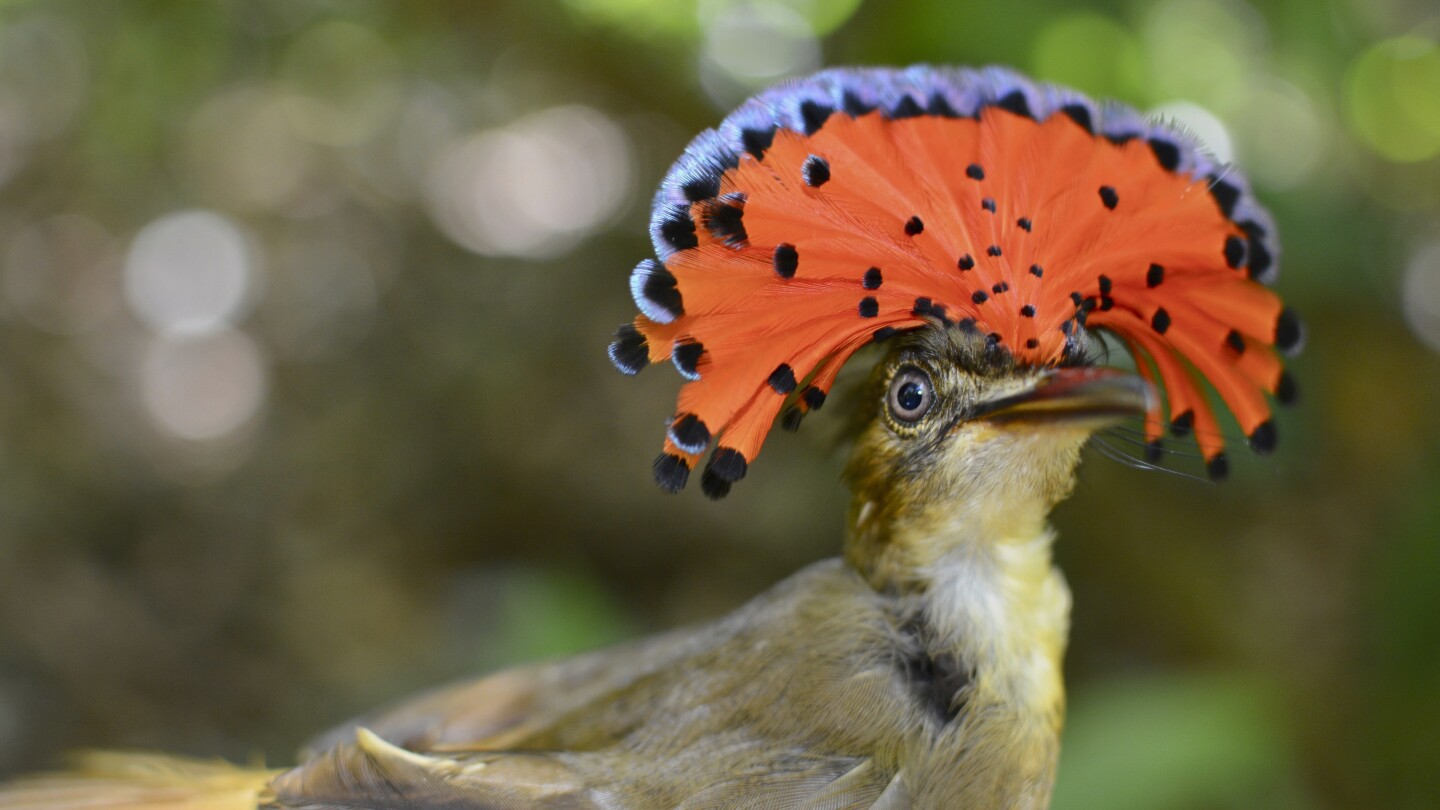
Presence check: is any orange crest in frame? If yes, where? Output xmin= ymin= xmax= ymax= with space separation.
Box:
xmin=609 ymin=67 xmax=1301 ymax=496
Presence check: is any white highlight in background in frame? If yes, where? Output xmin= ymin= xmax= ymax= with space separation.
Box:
xmin=1149 ymin=100 xmax=1235 ymax=165
xmin=141 ymin=328 xmax=267 ymax=441
xmin=124 ymin=210 xmax=258 ymax=336
xmin=1403 ymin=240 xmax=1440 ymax=355
xmin=425 ymin=106 xmax=630 ymax=260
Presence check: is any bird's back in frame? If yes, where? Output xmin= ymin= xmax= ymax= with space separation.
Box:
xmin=1 ymin=559 xmax=1061 ymax=809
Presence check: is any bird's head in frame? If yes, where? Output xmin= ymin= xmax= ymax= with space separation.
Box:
xmin=843 ymin=326 xmax=1150 ymax=585
xmin=609 ymin=66 xmax=1300 ymax=572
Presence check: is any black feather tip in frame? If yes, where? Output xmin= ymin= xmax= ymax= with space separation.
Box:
xmin=652 ymin=452 xmax=690 ymax=494
xmin=607 ymin=323 xmax=648 ymax=375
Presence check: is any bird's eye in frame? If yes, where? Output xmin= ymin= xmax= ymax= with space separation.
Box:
xmin=887 ymin=366 xmax=934 ymax=423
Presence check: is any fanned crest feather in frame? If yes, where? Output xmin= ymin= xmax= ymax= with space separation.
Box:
xmin=610 ymin=66 xmax=1299 ymax=494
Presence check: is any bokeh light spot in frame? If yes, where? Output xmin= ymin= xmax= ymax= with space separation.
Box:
xmin=124 ymin=210 xmax=259 ymax=336
xmin=141 ymin=328 xmax=267 ymax=441
xmin=1149 ymin=100 xmax=1235 ymax=165
xmin=1234 ymin=77 xmax=1324 ymax=189
xmin=279 ymin=20 xmax=402 ymax=147
xmin=1142 ymin=0 xmax=1268 ymax=112
xmin=185 ymin=85 xmax=317 ymax=212
xmin=1402 ymin=240 xmax=1440 ymax=354
xmin=424 ymin=106 xmax=631 ymax=260
xmin=700 ymin=2 xmax=820 ymax=107
xmin=1345 ymin=35 xmax=1440 ymax=163
xmin=1032 ymin=12 xmax=1145 ymax=100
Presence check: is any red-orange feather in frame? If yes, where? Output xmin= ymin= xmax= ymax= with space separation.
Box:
xmin=611 ymin=67 xmax=1297 ymax=494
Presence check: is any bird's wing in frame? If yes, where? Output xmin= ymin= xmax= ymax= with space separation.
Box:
xmin=269 ymin=728 xmax=905 ymax=810
xmin=301 ymin=624 xmax=703 ymax=757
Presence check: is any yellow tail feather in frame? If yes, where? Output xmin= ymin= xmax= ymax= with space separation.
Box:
xmin=0 ymin=753 xmax=278 ymax=810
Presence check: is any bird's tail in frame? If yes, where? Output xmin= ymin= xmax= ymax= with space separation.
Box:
xmin=0 ymin=752 xmax=279 ymax=810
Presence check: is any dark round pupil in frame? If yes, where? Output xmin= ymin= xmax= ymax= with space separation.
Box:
xmin=897 ymin=380 xmax=925 ymax=412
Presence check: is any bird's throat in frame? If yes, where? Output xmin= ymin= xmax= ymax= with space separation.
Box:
xmin=844 ymin=478 xmax=1072 ymax=732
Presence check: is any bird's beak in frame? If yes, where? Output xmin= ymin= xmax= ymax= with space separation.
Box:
xmin=972 ymin=367 xmax=1153 ymax=427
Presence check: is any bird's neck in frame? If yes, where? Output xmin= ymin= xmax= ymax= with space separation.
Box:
xmin=844 ymin=479 xmax=1071 ymax=726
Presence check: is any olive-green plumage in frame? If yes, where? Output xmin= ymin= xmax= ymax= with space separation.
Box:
xmin=0 ymin=327 xmax=1149 ymax=810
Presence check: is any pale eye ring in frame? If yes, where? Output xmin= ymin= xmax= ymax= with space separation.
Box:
xmin=887 ymin=365 xmax=934 ymax=423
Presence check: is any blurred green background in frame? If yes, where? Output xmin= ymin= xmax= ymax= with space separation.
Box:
xmin=0 ymin=0 xmax=1436 ymax=807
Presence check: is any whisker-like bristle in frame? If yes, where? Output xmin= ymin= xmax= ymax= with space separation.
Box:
xmin=1089 ymin=437 xmax=1210 ymax=483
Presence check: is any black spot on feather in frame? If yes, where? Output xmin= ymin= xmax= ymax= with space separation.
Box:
xmin=799 ymin=100 xmax=833 ymax=135
xmin=891 ymin=95 xmax=924 ymax=119
xmin=639 ymin=263 xmax=683 ymax=320
xmin=1276 ymin=371 xmax=1299 ymax=405
xmin=1274 ymin=308 xmax=1304 ymax=355
xmin=652 ymin=453 xmax=689 ymax=494
xmin=607 ymin=323 xmax=648 ymax=375
xmin=863 ymin=267 xmax=883 ymax=289
xmin=1029 ymin=264 xmax=1043 ymax=278
xmin=842 ymin=90 xmax=876 ymax=117
xmin=873 ymin=326 xmax=899 ymax=343
xmin=859 ymin=296 xmax=880 ymax=318
xmin=1248 ymin=420 xmax=1277 ymax=455
xmin=966 ymin=163 xmax=985 ymax=181
xmin=659 ymin=209 xmax=698 ymax=251
xmin=1170 ymin=410 xmax=1194 ymax=438
xmin=668 ymin=413 xmax=710 ymax=455
xmin=912 ymin=297 xmax=933 ymax=315
xmin=1151 ymin=308 xmax=1171 ymax=334
xmin=1239 ymin=220 xmax=1273 ymax=279
xmin=905 ymin=216 xmax=925 ymax=236
xmin=780 ymin=408 xmax=805 ymax=432
xmin=802 ymin=386 xmax=826 ymax=410
xmin=1225 ymin=330 xmax=1246 ymax=354
xmin=987 ymin=245 xmax=1002 ymax=257
xmin=996 ymin=90 xmax=1034 ymax=119
xmin=706 ymin=447 xmax=748 ymax=483
xmin=1098 ymin=274 xmax=1113 ymax=295
xmin=927 ymin=93 xmax=960 ymax=118
xmin=1021 ymin=305 xmax=1036 ymax=318
xmin=768 ymin=363 xmax=797 ymax=395
xmin=1148 ymin=138 xmax=1181 ymax=172
xmin=802 ymin=155 xmax=830 ymax=187
xmin=1224 ymin=235 xmax=1247 ymax=269
xmin=1207 ymin=453 xmax=1230 ymax=482
xmin=958 ymin=254 xmax=975 ymax=271
xmin=741 ymin=126 xmax=776 ymax=159
xmin=1209 ymin=178 xmax=1241 ymax=219
xmin=972 ymin=290 xmax=988 ymax=304
xmin=773 ymin=243 xmax=799 ymax=279
xmin=1147 ymin=263 xmax=1165 ymax=288
xmin=982 ymin=197 xmax=997 ymax=213
xmin=1061 ymin=104 xmax=1094 ymax=133
xmin=700 ymin=468 xmax=732 ymax=500
xmin=703 ymin=195 xmax=748 ymax=247
xmin=1145 ymin=439 xmax=1164 ymax=464
xmin=672 ymin=338 xmax=705 ymax=380
xmin=1017 ymin=217 xmax=1032 ymax=232
xmin=1099 ymin=186 xmax=1119 ymax=210
xmin=680 ymin=172 xmax=722 ymax=202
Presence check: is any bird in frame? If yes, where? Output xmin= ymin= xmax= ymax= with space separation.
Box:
xmin=0 ymin=65 xmax=1299 ymax=810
